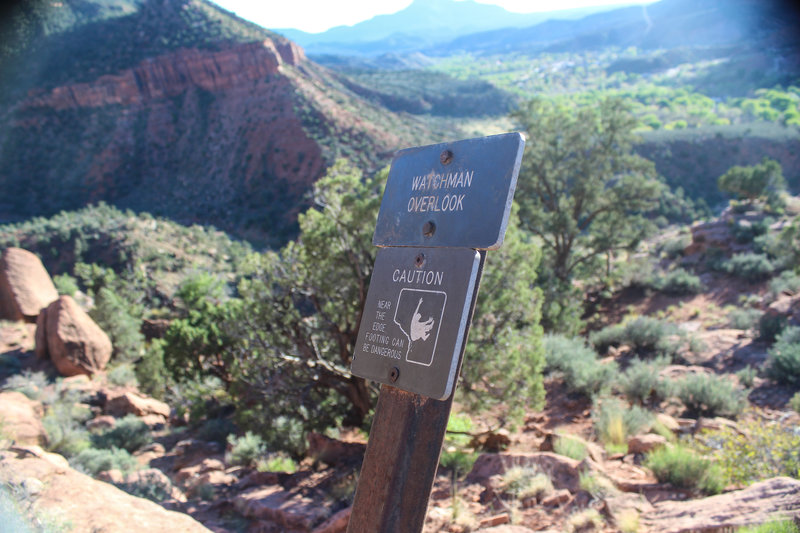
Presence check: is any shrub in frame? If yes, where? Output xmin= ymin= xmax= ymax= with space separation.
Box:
xmin=737 ymin=521 xmax=800 ymax=533
xmin=134 ymin=340 xmax=169 ymax=400
xmin=727 ymin=307 xmax=762 ymax=332
xmin=619 ymin=356 xmax=673 ymax=405
xmin=694 ymin=417 xmax=800 ymax=485
xmin=579 ymin=471 xmax=618 ymax=499
xmin=43 ymin=403 xmax=91 ymax=458
xmin=593 ymin=398 xmax=653 ymax=451
xmin=658 ymin=234 xmax=692 ymax=259
xmin=736 ymin=366 xmax=758 ymax=388
xmin=543 ymin=335 xmax=616 ymax=397
xmin=53 ymin=273 xmax=78 ymax=296
xmin=645 ymin=443 xmax=723 ymax=494
xmin=726 ymin=253 xmax=774 ymax=282
xmin=89 ymin=286 xmax=145 ymax=363
xmin=675 ymin=373 xmax=746 ymax=418
xmin=760 ymin=312 xmax=789 ymax=343
xmin=767 ymin=326 xmax=800 ymax=385
xmin=106 ymin=363 xmax=138 ymax=387
xmin=2 ymin=370 xmax=49 ymax=400
xmin=769 ymin=270 xmax=800 ymax=298
xmin=566 ymin=509 xmax=605 ymax=533
xmin=590 ymin=316 xmax=683 ymax=359
xmin=258 ymin=455 xmax=298 ymax=473
xmin=92 ymin=415 xmax=151 ymax=453
xmin=553 ymin=434 xmax=589 ymax=461
xmin=117 ymin=471 xmax=172 ymax=502
xmin=652 ymin=268 xmax=704 ymax=296
xmin=197 ymin=417 xmax=236 ymax=446
xmin=439 ymin=449 xmax=478 ymax=479
xmin=226 ymin=432 xmax=266 ymax=468
xmin=790 ymin=392 xmax=800 ymax=414
xmin=501 ymin=467 xmax=554 ymax=500
xmin=71 ymin=447 xmax=138 ymax=476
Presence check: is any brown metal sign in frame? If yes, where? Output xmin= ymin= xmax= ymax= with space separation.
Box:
xmin=372 ymin=132 xmax=525 ymax=250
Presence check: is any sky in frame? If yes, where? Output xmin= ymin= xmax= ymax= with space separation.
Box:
xmin=211 ymin=0 xmax=656 ymax=34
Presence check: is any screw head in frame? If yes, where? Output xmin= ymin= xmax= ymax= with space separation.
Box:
xmin=422 ymin=221 xmax=436 ymax=237
xmin=389 ymin=367 xmax=400 ymax=382
xmin=440 ymin=150 xmax=454 ymax=165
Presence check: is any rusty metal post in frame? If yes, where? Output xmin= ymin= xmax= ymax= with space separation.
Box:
xmin=347 ymin=252 xmax=485 ymax=533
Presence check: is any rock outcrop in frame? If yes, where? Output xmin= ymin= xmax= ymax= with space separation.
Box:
xmin=0 ymin=446 xmax=212 ymax=532
xmin=0 ymin=391 xmax=46 ymax=446
xmin=642 ymin=477 xmax=800 ymax=532
xmin=38 ymin=295 xmax=112 ymax=376
xmin=24 ymin=40 xmax=305 ymax=111
xmin=0 ymin=248 xmax=59 ymax=322
xmin=104 ymin=390 xmax=171 ymax=420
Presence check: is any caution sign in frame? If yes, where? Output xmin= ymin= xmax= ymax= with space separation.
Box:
xmin=351 ymin=247 xmax=481 ymax=400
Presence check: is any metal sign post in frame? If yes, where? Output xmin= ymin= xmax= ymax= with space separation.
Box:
xmin=347 ymin=133 xmax=525 ymax=533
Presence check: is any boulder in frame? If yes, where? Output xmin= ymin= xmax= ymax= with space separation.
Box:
xmin=0 ymin=391 xmax=46 ymax=446
xmin=0 ymin=447 xmax=211 ymax=532
xmin=234 ymin=485 xmax=330 ymax=530
xmin=466 ymin=452 xmax=583 ymax=493
xmin=627 ymin=434 xmax=668 ymax=454
xmin=104 ymin=390 xmax=170 ymax=419
xmin=0 ymin=247 xmax=58 ymax=322
xmin=307 ymin=432 xmax=365 ymax=466
xmin=43 ymin=295 xmax=111 ymax=376
xmin=312 ymin=507 xmax=351 ymax=533
xmin=641 ymin=477 xmax=800 ymax=533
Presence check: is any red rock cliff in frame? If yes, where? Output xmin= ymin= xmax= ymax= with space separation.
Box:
xmin=25 ymin=38 xmax=306 ymax=110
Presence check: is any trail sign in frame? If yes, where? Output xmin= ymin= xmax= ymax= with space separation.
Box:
xmin=373 ymin=132 xmax=525 ymax=250
xmin=351 ymin=247 xmax=481 ymax=400
xmin=348 ymin=132 xmax=525 ymax=533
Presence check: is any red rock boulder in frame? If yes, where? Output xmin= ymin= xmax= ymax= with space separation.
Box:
xmin=0 ymin=247 xmax=59 ymax=322
xmin=41 ymin=295 xmax=112 ymax=376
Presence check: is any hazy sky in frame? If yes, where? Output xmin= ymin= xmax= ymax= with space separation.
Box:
xmin=211 ymin=0 xmax=657 ymax=34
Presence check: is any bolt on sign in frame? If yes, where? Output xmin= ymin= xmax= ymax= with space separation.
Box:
xmin=351 ymin=132 xmax=525 ymax=400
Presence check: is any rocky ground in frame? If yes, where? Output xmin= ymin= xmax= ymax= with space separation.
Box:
xmin=2 ymin=207 xmax=800 ymax=532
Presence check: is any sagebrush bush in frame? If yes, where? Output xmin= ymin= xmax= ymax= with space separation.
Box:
xmin=43 ymin=402 xmax=91 ymax=458
xmin=91 ymin=415 xmax=151 ymax=453
xmin=675 ymin=373 xmax=746 ymax=418
xmin=619 ymin=356 xmax=673 ymax=405
xmin=1 ymin=370 xmax=50 ymax=400
xmin=590 ymin=316 xmax=683 ymax=359
xmin=769 ymin=269 xmax=800 ymax=298
xmin=726 ymin=252 xmax=774 ymax=282
xmin=501 ymin=467 xmax=554 ymax=500
xmin=652 ymin=268 xmax=704 ymax=295
xmin=767 ymin=326 xmax=800 ymax=385
xmin=694 ymin=417 xmax=800 ymax=486
xmin=735 ymin=366 xmax=758 ymax=388
xmin=226 ymin=431 xmax=266 ymax=468
xmin=566 ymin=509 xmax=605 ymax=533
xmin=134 ymin=339 xmax=169 ymax=400
xmin=70 ymin=447 xmax=138 ymax=476
xmin=543 ymin=334 xmax=616 ymax=397
xmin=106 ymin=363 xmax=138 ymax=387
xmin=553 ymin=434 xmax=589 ymax=461
xmin=727 ymin=307 xmax=762 ymax=332
xmin=645 ymin=443 xmax=723 ymax=494
xmin=759 ymin=312 xmax=788 ymax=342
xmin=593 ymin=398 xmax=653 ymax=450
xmin=579 ymin=471 xmax=618 ymax=499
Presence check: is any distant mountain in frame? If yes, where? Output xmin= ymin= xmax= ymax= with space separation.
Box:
xmin=431 ymin=0 xmax=800 ymax=55
xmin=273 ymin=0 xmax=636 ymax=56
xmin=0 ymin=0 xmax=437 ymax=245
